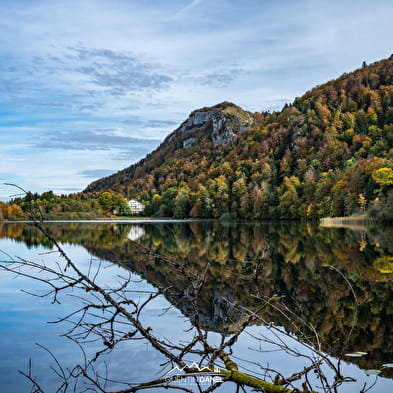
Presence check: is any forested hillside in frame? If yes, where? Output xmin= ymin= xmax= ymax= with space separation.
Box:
xmin=6 ymin=57 xmax=393 ymax=221
xmin=84 ymin=57 xmax=393 ymax=219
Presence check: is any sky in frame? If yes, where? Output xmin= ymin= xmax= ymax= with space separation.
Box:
xmin=1 ymin=0 xmax=393 ymax=200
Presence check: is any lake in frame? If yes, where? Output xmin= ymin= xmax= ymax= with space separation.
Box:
xmin=0 ymin=220 xmax=392 ymax=392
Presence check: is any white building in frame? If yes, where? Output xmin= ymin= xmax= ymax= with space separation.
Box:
xmin=128 ymin=199 xmax=145 ymax=214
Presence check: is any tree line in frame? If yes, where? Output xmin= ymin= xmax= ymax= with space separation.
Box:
xmin=0 ymin=190 xmax=133 ymax=220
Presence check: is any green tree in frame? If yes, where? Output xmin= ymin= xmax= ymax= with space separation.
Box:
xmin=278 ymin=176 xmax=302 ymax=218
xmin=162 ymin=188 xmax=178 ymax=216
xmin=174 ymin=188 xmax=191 ymax=218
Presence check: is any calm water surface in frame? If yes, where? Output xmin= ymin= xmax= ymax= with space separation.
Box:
xmin=0 ymin=221 xmax=392 ymax=392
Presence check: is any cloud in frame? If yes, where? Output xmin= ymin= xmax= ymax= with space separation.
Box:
xmin=69 ymin=45 xmax=173 ymax=94
xmin=53 ymin=187 xmax=81 ymax=193
xmin=143 ymin=119 xmax=178 ymax=128
xmin=111 ymin=150 xmax=159 ymax=161
xmin=78 ymin=169 xmax=115 ymax=179
xmin=175 ymin=0 xmax=205 ymax=16
xmin=33 ymin=129 xmax=161 ymax=151
xmin=118 ymin=117 xmax=179 ymax=131
xmin=0 ymin=43 xmax=175 ymax=119
xmin=197 ymin=67 xmax=245 ymax=87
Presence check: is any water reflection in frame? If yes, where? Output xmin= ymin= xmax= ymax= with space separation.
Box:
xmin=0 ymin=221 xmax=392 ymax=381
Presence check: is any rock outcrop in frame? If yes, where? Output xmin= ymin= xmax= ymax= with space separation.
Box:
xmin=167 ymin=102 xmax=254 ymax=147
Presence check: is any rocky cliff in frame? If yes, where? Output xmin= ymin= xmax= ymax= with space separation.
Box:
xmin=166 ymin=102 xmax=254 ymax=147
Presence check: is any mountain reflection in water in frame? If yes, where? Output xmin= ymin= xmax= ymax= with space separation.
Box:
xmin=0 ymin=220 xmax=392 ymax=381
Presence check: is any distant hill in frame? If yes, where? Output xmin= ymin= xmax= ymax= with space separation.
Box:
xmin=84 ymin=57 xmax=393 ymax=219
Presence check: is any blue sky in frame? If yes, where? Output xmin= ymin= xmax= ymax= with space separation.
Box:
xmin=1 ymin=0 xmax=393 ymax=200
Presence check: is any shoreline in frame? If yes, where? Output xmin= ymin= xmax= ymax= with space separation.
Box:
xmin=0 ymin=218 xmax=198 ymax=223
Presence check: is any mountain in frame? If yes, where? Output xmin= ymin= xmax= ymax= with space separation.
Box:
xmin=84 ymin=57 xmax=393 ymax=219
xmin=84 ymin=101 xmax=254 ymax=193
